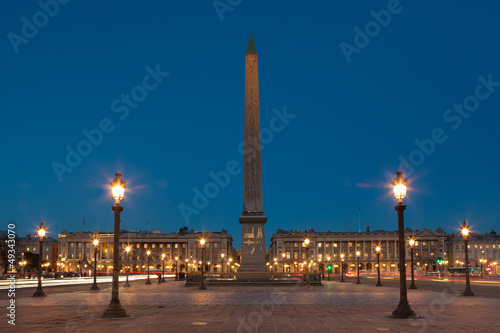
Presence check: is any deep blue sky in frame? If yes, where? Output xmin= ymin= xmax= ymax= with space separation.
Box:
xmin=2 ymin=1 xmax=499 ymax=248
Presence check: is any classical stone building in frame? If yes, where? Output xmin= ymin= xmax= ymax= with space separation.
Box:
xmin=446 ymin=229 xmax=500 ymax=274
xmin=57 ymin=227 xmax=235 ymax=274
xmin=17 ymin=233 xmax=59 ymax=271
xmin=269 ymin=227 xmax=447 ymax=273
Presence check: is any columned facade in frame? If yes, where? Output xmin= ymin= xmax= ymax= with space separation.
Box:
xmin=57 ymin=228 xmax=235 ymax=275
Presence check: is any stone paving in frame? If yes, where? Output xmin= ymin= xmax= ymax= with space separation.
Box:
xmin=1 ymin=278 xmax=499 ymax=332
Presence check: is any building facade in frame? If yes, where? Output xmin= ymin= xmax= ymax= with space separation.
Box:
xmin=446 ymin=229 xmax=500 ymax=274
xmin=57 ymin=227 xmax=235 ymax=274
xmin=269 ymin=227 xmax=447 ymax=273
xmin=17 ymin=233 xmax=59 ymax=271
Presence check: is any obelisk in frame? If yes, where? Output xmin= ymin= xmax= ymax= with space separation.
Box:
xmin=239 ymin=34 xmax=268 ymax=272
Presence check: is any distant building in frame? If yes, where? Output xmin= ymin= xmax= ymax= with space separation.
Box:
xmin=447 ymin=229 xmax=500 ymax=274
xmin=57 ymin=227 xmax=235 ymax=274
xmin=17 ymin=233 xmax=59 ymax=271
xmin=269 ymin=227 xmax=447 ymax=273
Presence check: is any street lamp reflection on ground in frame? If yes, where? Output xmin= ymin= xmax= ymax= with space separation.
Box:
xmin=391 ymin=171 xmax=416 ymax=318
xmin=461 ymin=221 xmax=475 ymax=296
xmin=199 ymin=238 xmax=207 ymax=290
xmin=33 ymin=222 xmax=47 ymax=297
xmin=124 ymin=246 xmax=131 ymax=287
xmin=356 ymin=251 xmax=361 ymax=284
xmin=340 ymin=253 xmax=345 ymax=283
xmin=90 ymin=238 xmax=100 ymax=290
xmin=145 ymin=250 xmax=152 ymax=285
xmin=101 ymin=173 xmax=128 ymax=318
xmin=409 ymin=238 xmax=417 ymax=289
xmin=376 ymin=246 xmax=382 ymax=287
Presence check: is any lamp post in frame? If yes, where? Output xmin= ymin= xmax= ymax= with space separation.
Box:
xmin=221 ymin=253 xmax=225 ymax=274
xmin=340 ymin=253 xmax=345 ymax=283
xmin=90 ymin=238 xmax=100 ymax=290
xmin=33 ymin=222 xmax=47 ymax=297
xmin=124 ymin=246 xmax=131 ymax=287
xmin=20 ymin=253 xmax=25 ymax=278
xmin=175 ymin=256 xmax=179 ymax=281
xmin=327 ymin=257 xmax=331 ymax=281
xmin=461 ymin=221 xmax=475 ymax=296
xmin=304 ymin=238 xmax=311 ymax=288
xmin=228 ymin=257 xmax=232 ymax=274
xmin=273 ymin=257 xmax=278 ymax=273
xmin=356 ymin=251 xmax=361 ymax=284
xmin=282 ymin=252 xmax=286 ymax=273
xmin=199 ymin=238 xmax=207 ymax=290
xmin=161 ymin=253 xmax=166 ymax=283
xmin=376 ymin=246 xmax=382 ymax=286
xmin=102 ymin=173 xmax=128 ymax=318
xmin=145 ymin=250 xmax=152 ymax=285
xmin=409 ymin=238 xmax=417 ymax=289
xmin=391 ymin=171 xmax=415 ymax=318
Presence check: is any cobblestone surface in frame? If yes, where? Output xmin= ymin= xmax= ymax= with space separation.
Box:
xmin=2 ymin=279 xmax=499 ymax=332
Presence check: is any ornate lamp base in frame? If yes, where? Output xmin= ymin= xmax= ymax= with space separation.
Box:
xmin=101 ymin=302 xmax=128 ymax=318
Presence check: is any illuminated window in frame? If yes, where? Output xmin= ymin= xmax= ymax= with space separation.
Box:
xmin=326 ymin=243 xmax=330 ymax=248
xmin=486 ymin=245 xmax=489 ymax=249
xmin=175 ymin=244 xmax=178 ymax=249
xmin=474 ymin=245 xmax=477 ymax=249
xmin=27 ymin=247 xmax=30 ymax=251
xmin=318 ymin=242 xmax=322 ymax=248
xmin=415 ymin=241 xmax=419 ymax=246
xmin=422 ymin=242 xmax=426 ymax=246
xmin=334 ymin=243 xmax=338 ymax=248
xmin=349 ymin=242 xmax=353 ymax=247
xmin=144 ymin=244 xmax=147 ymax=248
xmin=136 ymin=244 xmax=139 ymax=248
xmin=160 ymin=244 xmax=163 ymax=248
xmin=294 ymin=243 xmax=298 ymax=248
xmin=152 ymin=244 xmax=155 ymax=249
xmin=287 ymin=252 xmax=290 ymax=259
xmin=33 ymin=247 xmax=36 ymax=252
xmin=294 ymin=252 xmax=298 ymax=259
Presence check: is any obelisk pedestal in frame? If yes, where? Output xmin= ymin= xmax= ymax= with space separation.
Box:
xmin=238 ymin=34 xmax=268 ymax=273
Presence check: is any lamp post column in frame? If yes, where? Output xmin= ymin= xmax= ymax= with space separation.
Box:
xmin=145 ymin=251 xmax=151 ymax=285
xmin=356 ymin=252 xmax=361 ymax=284
xmin=90 ymin=240 xmax=100 ymax=290
xmin=376 ymin=249 xmax=382 ymax=287
xmin=124 ymin=248 xmax=130 ymax=287
xmin=102 ymin=203 xmax=128 ymax=317
xmin=409 ymin=246 xmax=417 ymax=289
xmin=463 ymin=238 xmax=474 ymax=296
xmin=33 ymin=237 xmax=46 ymax=297
xmin=392 ymin=203 xmax=415 ymax=318
xmin=199 ymin=241 xmax=206 ymax=290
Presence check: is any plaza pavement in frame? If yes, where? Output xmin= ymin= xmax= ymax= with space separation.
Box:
xmin=1 ymin=276 xmax=499 ymax=333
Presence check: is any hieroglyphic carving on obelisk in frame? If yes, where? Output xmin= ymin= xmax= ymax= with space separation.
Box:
xmin=239 ymin=34 xmax=267 ymax=272
xmin=243 ymin=33 xmax=264 ymax=214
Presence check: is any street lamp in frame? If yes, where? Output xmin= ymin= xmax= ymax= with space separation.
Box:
xmin=327 ymin=256 xmax=331 ymax=281
xmin=340 ymin=253 xmax=345 ymax=283
xmin=90 ymin=238 xmax=100 ymax=290
xmin=221 ymin=253 xmax=225 ymax=274
xmin=145 ymin=250 xmax=152 ymax=285
xmin=102 ymin=173 xmax=128 ymax=318
xmin=124 ymin=246 xmax=131 ymax=287
xmin=175 ymin=256 xmax=179 ymax=281
xmin=228 ymin=257 xmax=233 ymax=274
xmin=408 ymin=238 xmax=417 ymax=289
xmin=273 ymin=257 xmax=277 ymax=272
xmin=199 ymin=238 xmax=207 ymax=290
xmin=461 ymin=221 xmax=475 ymax=296
xmin=356 ymin=251 xmax=361 ymax=284
xmin=304 ymin=238 xmax=311 ymax=288
xmin=282 ymin=252 xmax=286 ymax=274
xmin=391 ymin=171 xmax=416 ymax=318
xmin=161 ymin=253 xmax=166 ymax=283
xmin=33 ymin=221 xmax=47 ymax=297
xmin=376 ymin=246 xmax=382 ymax=286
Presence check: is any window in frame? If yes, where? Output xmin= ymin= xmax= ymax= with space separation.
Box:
xmin=27 ymin=247 xmax=30 ymax=251
xmin=293 ymin=252 xmax=298 ymax=259
xmin=144 ymin=244 xmax=147 ymax=248
xmin=474 ymin=245 xmax=477 ymax=249
xmin=167 ymin=244 xmax=171 ymax=248
xmin=318 ymin=242 xmax=322 ymax=248
xmin=494 ymin=245 xmax=497 ymax=249
xmin=33 ymin=247 xmax=36 ymax=252
xmin=349 ymin=242 xmax=353 ymax=247
xmin=334 ymin=243 xmax=338 ymax=248
xmin=415 ymin=241 xmax=419 ymax=246
xmin=214 ymin=243 xmax=218 ymax=248
xmin=183 ymin=243 xmax=186 ymax=248
xmin=152 ymin=244 xmax=155 ymax=249
xmin=468 ymin=245 xmax=470 ymax=249
xmin=160 ymin=244 xmax=163 ymax=248
xmin=286 ymin=252 xmax=291 ymax=259
xmin=326 ymin=243 xmax=330 ymax=248
xmin=175 ymin=244 xmax=178 ymax=249
xmin=422 ymin=242 xmax=426 ymax=246
xmin=136 ymin=244 xmax=140 ymax=248
xmin=486 ymin=245 xmax=489 ymax=249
